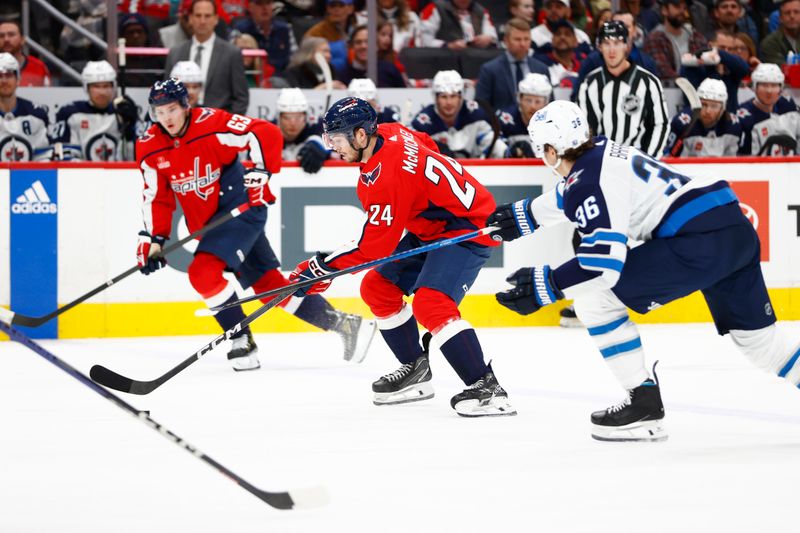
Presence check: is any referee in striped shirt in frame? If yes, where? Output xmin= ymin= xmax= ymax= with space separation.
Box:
xmin=577 ymin=21 xmax=670 ymax=158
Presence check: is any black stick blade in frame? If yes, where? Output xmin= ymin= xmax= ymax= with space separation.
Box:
xmin=90 ymin=364 xmax=136 ymax=393
xmin=255 ymin=486 xmax=329 ymax=510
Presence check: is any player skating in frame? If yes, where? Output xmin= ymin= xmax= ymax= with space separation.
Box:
xmin=136 ymin=79 xmax=376 ymax=371
xmin=488 ymin=100 xmax=799 ymax=440
xmin=290 ymin=97 xmax=515 ymax=417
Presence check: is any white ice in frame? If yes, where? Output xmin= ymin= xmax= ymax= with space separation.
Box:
xmin=2 ymin=323 xmax=800 ymax=533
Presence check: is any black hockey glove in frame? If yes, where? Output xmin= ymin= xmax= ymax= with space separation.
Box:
xmin=136 ymin=232 xmax=167 ymax=275
xmin=508 ymin=140 xmax=535 ymax=159
xmin=496 ymin=266 xmax=563 ymax=316
xmin=114 ymin=95 xmax=139 ymax=125
xmin=486 ymin=198 xmax=537 ymax=242
xmin=298 ymin=141 xmax=329 ymax=174
xmin=434 ymin=140 xmax=456 ymax=158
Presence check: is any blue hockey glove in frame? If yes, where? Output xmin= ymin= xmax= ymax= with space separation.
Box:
xmin=495 ymin=266 xmax=563 ymax=315
xmin=289 ymin=252 xmax=337 ymax=297
xmin=136 ymin=232 xmax=167 ymax=275
xmin=298 ymin=141 xmax=329 ymax=174
xmin=486 ymin=198 xmax=537 ymax=242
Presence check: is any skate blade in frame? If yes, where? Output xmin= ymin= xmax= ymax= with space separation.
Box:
xmin=559 ymin=316 xmax=583 ymax=328
xmin=345 ymin=319 xmax=377 ymax=364
xmin=373 ymin=382 xmax=434 ymax=405
xmin=591 ymin=420 xmax=668 ymax=442
xmin=454 ymin=397 xmax=517 ymax=417
xmin=231 ymin=354 xmax=261 ymax=372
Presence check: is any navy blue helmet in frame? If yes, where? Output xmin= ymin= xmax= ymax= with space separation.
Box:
xmin=148 ymin=78 xmax=189 ymax=114
xmin=323 ymin=97 xmax=378 ymax=139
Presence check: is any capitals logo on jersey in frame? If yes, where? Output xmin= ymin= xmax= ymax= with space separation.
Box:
xmin=170 ymin=156 xmax=221 ymax=199
xmin=360 ymin=162 xmax=382 ymax=186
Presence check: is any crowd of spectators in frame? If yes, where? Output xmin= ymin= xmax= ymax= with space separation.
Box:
xmin=1 ymin=0 xmax=800 ymax=162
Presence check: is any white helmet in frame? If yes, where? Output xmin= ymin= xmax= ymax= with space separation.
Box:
xmin=347 ymin=78 xmax=378 ymax=101
xmin=170 ymin=60 xmax=203 ymax=84
xmin=0 ymin=52 xmax=19 ymax=78
xmin=696 ymin=78 xmax=727 ymax=104
xmin=518 ymin=73 xmax=552 ymax=97
xmin=527 ymin=100 xmax=591 ymax=159
xmin=276 ymin=88 xmax=309 ymax=114
xmin=81 ymin=60 xmax=116 ymax=91
xmin=432 ymin=70 xmax=464 ymax=95
xmin=751 ymin=63 xmax=784 ymax=87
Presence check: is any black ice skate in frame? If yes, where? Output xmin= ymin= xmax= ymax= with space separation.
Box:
xmin=591 ymin=364 xmax=666 ymax=442
xmin=450 ymin=364 xmax=516 ymax=417
xmin=559 ymin=304 xmax=582 ymax=328
xmin=372 ymin=333 xmax=433 ymax=405
xmin=331 ymin=310 xmax=377 ymax=364
xmin=227 ymin=330 xmax=260 ymax=372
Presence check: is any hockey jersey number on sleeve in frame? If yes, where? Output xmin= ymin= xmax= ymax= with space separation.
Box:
xmin=368 ymin=204 xmax=393 ymax=225
xmin=226 ymin=114 xmax=253 ymax=132
xmin=574 ymin=195 xmax=601 ymax=228
xmin=423 ymin=155 xmax=475 ymax=209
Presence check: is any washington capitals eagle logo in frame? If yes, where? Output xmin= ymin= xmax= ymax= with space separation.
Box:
xmin=360 ymin=162 xmax=382 ymax=186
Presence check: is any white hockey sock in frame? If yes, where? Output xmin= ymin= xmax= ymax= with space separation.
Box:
xmin=202 ymin=280 xmax=235 ymax=310
xmin=730 ymin=325 xmax=800 ymax=387
xmin=574 ymin=291 xmax=649 ymax=390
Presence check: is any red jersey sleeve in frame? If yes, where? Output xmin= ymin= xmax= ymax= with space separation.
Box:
xmin=137 ymin=132 xmax=176 ymax=238
xmin=212 ymin=110 xmax=284 ymax=175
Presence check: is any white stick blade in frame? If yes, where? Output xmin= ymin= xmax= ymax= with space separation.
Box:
xmin=0 ymin=306 xmax=15 ymax=325
xmin=675 ymin=77 xmax=701 ymax=110
xmin=290 ymin=485 xmax=330 ymax=510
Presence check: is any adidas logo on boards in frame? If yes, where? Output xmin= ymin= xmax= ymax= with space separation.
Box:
xmin=11 ymin=180 xmax=58 ymax=214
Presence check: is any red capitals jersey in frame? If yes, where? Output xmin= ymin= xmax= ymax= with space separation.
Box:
xmin=136 ymin=107 xmax=282 ymax=237
xmin=325 ymin=123 xmax=498 ymax=270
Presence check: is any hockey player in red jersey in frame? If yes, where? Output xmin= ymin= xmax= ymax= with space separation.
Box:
xmin=136 ymin=79 xmax=376 ymax=371
xmin=291 ymin=97 xmax=516 ymax=417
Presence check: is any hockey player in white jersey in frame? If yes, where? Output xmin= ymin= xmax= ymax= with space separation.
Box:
xmin=488 ymin=100 xmax=800 ymax=442
xmin=664 ymin=78 xmax=742 ymax=157
xmin=496 ymin=72 xmax=551 ymax=158
xmin=0 ymin=53 xmax=50 ymax=161
xmin=736 ymin=63 xmax=800 ymax=156
xmin=411 ymin=70 xmax=507 ymax=159
xmin=51 ymin=60 xmax=139 ymax=161
xmin=347 ymin=78 xmax=401 ymax=124
xmin=169 ymin=61 xmax=203 ymax=107
xmin=275 ymin=88 xmax=329 ymax=174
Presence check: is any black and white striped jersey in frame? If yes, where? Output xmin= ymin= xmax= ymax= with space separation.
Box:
xmin=577 ymin=63 xmax=670 ymax=158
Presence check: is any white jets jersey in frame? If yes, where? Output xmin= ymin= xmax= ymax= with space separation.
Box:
xmin=280 ymin=119 xmax=325 ymax=160
xmin=736 ymin=96 xmax=800 ymax=156
xmin=410 ymin=100 xmax=507 ymax=159
xmin=0 ymin=98 xmax=51 ymax=161
xmin=528 ymin=137 xmax=736 ymax=298
xmin=52 ymin=101 xmax=135 ymax=161
xmin=664 ymin=106 xmax=742 ymax=157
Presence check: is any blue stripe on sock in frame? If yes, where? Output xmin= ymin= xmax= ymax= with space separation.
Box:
xmin=600 ymin=337 xmax=642 ymax=359
xmin=587 ymin=316 xmax=628 ymax=337
xmin=582 ymin=231 xmax=627 ymax=245
xmin=778 ymin=347 xmax=800 ymax=378
xmin=578 ymin=256 xmax=624 ymax=272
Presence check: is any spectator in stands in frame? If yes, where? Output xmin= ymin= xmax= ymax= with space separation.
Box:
xmin=496 ymin=72 xmax=552 ymax=158
xmin=119 ymin=13 xmax=163 ymax=87
xmin=281 ymin=36 xmax=347 ymax=89
xmin=569 ymin=0 xmax=593 ymax=32
xmin=232 ymin=32 xmax=269 ymax=87
xmin=499 ymin=0 xmax=535 ymax=39
xmin=475 ymin=18 xmax=549 ymax=111
xmin=620 ymin=0 xmax=660 ymax=34
xmin=712 ymin=0 xmax=760 ymax=47
xmin=760 ymin=0 xmax=800 ymax=65
xmin=571 ymin=12 xmax=657 ymax=100
xmin=304 ymin=0 xmax=358 ymax=72
xmin=164 ymin=0 xmax=249 ymax=114
xmin=60 ymin=0 xmax=107 ymax=75
xmin=643 ymin=0 xmax=709 ymax=83
xmin=680 ymin=29 xmax=750 ymax=112
xmin=159 ymin=0 xmax=193 ymax=49
xmin=234 ymin=0 xmax=297 ymax=75
xmin=275 ymin=88 xmax=331 ymax=174
xmin=419 ymin=0 xmax=498 ymax=50
xmin=534 ymin=18 xmax=587 ymax=87
xmin=348 ymin=77 xmax=403 ymax=123
xmin=578 ymin=20 xmax=670 ymax=158
xmin=412 ymin=69 xmax=507 ymax=158
xmin=530 ymin=0 xmax=592 ymax=54
xmin=664 ymin=77 xmax=742 ymax=156
xmin=589 ymin=8 xmax=613 ymax=43
xmin=170 ymin=60 xmax=204 ymax=106
xmin=732 ymin=31 xmax=760 ymax=83
xmin=0 ymin=53 xmax=51 ymax=161
xmin=375 ymin=0 xmax=421 ymax=51
xmin=736 ymin=62 xmax=800 ymax=155
xmin=337 ymin=25 xmax=406 ymax=87
xmin=0 ymin=20 xmax=50 ymax=87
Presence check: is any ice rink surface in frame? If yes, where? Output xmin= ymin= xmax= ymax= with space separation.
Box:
xmin=3 ymin=322 xmax=800 ymax=533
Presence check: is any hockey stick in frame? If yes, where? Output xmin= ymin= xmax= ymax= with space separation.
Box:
xmin=476 ymin=98 xmax=501 ymax=158
xmin=116 ymin=38 xmax=129 ymax=161
xmin=89 ymin=290 xmax=292 ymax=395
xmin=202 ymin=225 xmax=500 ymax=315
xmin=89 ymin=226 xmax=497 ymax=395
xmin=669 ymin=77 xmax=702 ymax=157
xmin=0 ymin=204 xmax=249 ymax=328
xmin=0 ymin=320 xmax=328 ymax=510
xmin=314 ymin=51 xmax=333 ymax=111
